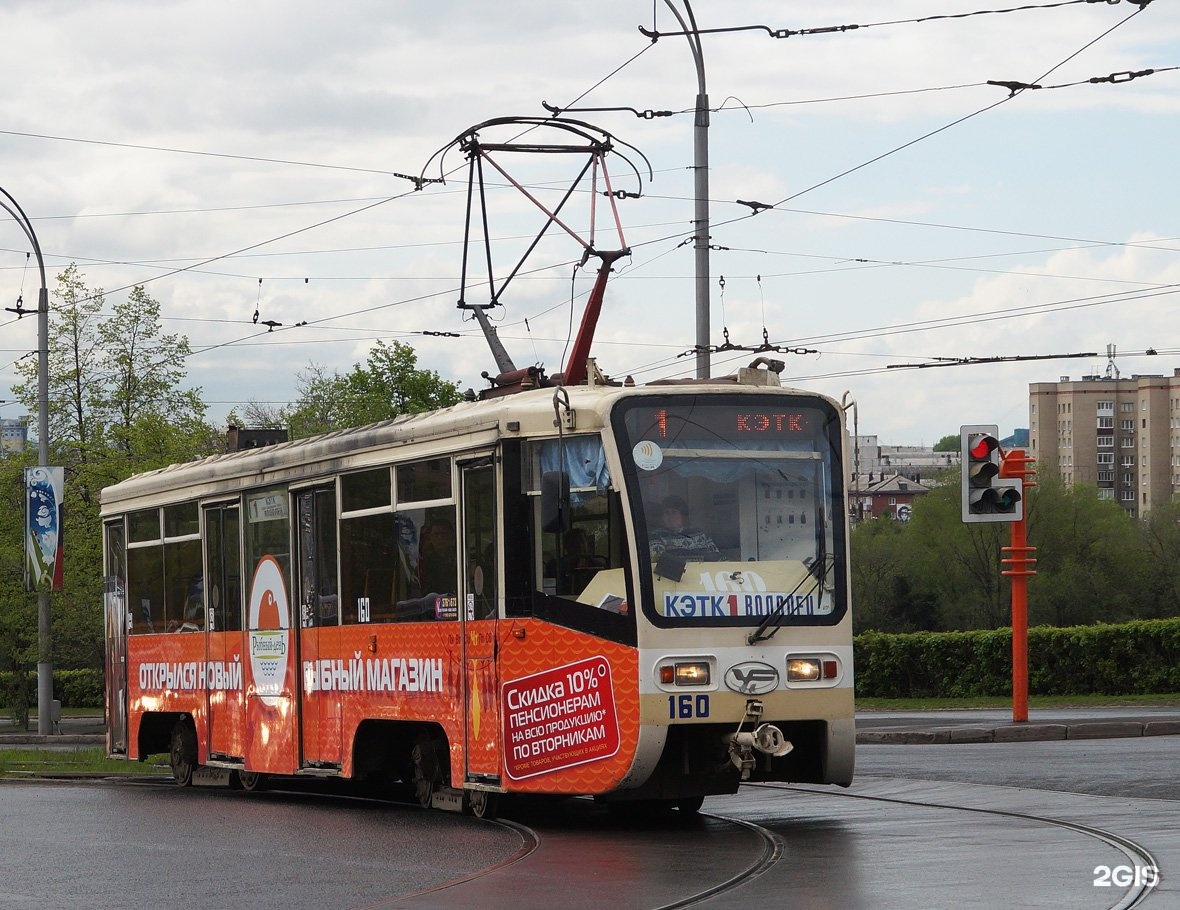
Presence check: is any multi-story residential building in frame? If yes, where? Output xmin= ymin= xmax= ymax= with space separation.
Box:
xmin=0 ymin=417 xmax=28 ymax=453
xmin=1029 ymin=368 xmax=1180 ymax=518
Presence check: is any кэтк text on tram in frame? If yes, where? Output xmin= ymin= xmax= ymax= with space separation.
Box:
xmin=101 ymin=364 xmax=854 ymax=818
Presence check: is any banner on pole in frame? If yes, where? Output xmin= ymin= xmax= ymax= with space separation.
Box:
xmin=26 ymin=466 xmax=64 ymax=592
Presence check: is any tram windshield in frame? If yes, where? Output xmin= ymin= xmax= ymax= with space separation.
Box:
xmin=614 ymin=394 xmax=845 ymax=626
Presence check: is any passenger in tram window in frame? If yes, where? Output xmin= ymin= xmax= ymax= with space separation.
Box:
xmin=559 ymin=528 xmax=604 ymax=595
xmin=418 ymin=517 xmax=457 ymax=598
xmin=181 ymin=574 xmax=204 ymax=631
xmin=649 ymin=495 xmax=718 ymax=559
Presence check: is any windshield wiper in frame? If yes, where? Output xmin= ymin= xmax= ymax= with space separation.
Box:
xmin=747 ymin=554 xmax=833 ymax=645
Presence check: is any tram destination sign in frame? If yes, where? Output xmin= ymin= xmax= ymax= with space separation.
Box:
xmin=629 ymin=403 xmax=822 ymax=445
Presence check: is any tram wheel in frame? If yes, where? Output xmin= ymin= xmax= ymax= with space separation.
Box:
xmin=169 ymin=719 xmax=197 ymax=787
xmin=465 ymin=789 xmax=499 ymax=820
xmin=235 ymin=770 xmax=267 ymax=792
xmin=412 ymin=736 xmax=441 ymax=809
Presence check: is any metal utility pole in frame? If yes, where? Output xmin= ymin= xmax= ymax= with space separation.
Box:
xmin=661 ymin=0 xmax=711 ymax=379
xmin=0 ymin=185 xmax=53 ymax=735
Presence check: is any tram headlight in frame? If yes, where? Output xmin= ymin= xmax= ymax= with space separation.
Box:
xmin=659 ymin=661 xmax=711 ymax=686
xmin=786 ymin=658 xmax=822 ymax=682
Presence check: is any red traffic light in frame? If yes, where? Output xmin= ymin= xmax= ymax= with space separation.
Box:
xmin=968 ymin=435 xmax=997 ymax=460
xmin=960 ymin=424 xmax=1022 ymax=523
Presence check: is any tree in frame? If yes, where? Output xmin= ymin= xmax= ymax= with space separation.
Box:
xmin=281 ymin=341 xmax=462 ymax=437
xmin=6 ymin=266 xmax=217 ymax=674
xmin=0 ymin=448 xmax=36 ymax=726
xmin=97 ymin=284 xmax=211 ymax=476
xmin=1140 ymin=497 xmax=1180 ymax=618
xmin=1024 ymin=469 xmax=1146 ymax=627
xmin=933 ymin=434 xmax=960 ymax=452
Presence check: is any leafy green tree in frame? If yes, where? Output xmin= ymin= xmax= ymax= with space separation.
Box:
xmin=851 ymin=462 xmax=1167 ymax=634
xmin=932 ymin=434 xmax=960 ymax=452
xmin=97 ymin=284 xmax=211 ymax=476
xmin=6 ymin=266 xmax=216 ymax=675
xmin=0 ymin=449 xmax=36 ymax=726
xmin=1140 ymin=497 xmax=1180 ymax=617
xmin=1025 ymin=470 xmax=1146 ymax=626
xmin=281 ymin=341 xmax=462 ymax=437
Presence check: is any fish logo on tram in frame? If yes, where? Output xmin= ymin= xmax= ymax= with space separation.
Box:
xmin=724 ymin=662 xmax=780 ymax=695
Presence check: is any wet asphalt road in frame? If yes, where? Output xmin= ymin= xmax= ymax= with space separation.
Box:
xmin=2 ymin=710 xmax=1176 ymax=908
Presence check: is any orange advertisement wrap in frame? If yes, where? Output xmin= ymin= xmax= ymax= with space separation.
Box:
xmin=315 ymin=623 xmax=462 ymax=778
xmin=503 ymin=655 xmax=620 ymax=780
xmin=495 ymin=621 xmax=639 ymax=795
xmin=244 ymin=556 xmax=298 ymax=775
xmin=124 ymin=608 xmax=639 ymax=795
xmin=464 ymin=622 xmax=500 ymax=778
xmin=206 ymin=631 xmax=245 ymax=759
xmin=126 ymin=633 xmax=212 ymax=760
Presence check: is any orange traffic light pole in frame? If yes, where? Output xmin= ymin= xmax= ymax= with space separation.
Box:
xmin=999 ymin=450 xmax=1037 ymax=723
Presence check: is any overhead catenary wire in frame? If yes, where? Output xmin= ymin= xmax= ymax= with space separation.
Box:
xmin=4 ymin=0 xmax=1170 ymax=406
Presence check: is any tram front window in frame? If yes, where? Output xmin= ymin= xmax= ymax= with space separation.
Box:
xmin=615 ymin=395 xmax=846 ymax=626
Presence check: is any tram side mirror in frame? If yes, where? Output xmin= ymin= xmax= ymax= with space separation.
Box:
xmin=541 ymin=471 xmax=571 ymax=533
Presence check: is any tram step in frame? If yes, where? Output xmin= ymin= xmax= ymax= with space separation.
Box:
xmin=193 ymin=767 xmax=233 ymax=788
xmin=431 ymin=787 xmax=465 ymax=813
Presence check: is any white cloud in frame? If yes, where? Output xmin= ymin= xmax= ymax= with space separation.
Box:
xmin=2 ymin=0 xmax=1177 ymax=441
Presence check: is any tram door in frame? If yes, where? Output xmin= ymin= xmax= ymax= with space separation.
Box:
xmin=296 ymin=487 xmax=342 ymax=767
xmin=459 ymin=458 xmax=501 ymax=780
xmin=203 ymin=504 xmax=245 ymax=758
xmin=103 ymin=521 xmax=129 ymax=754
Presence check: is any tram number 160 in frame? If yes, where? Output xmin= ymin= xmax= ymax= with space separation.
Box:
xmin=668 ymin=694 xmax=710 ymax=719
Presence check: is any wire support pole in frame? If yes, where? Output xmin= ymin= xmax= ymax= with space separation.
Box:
xmin=662 ymin=0 xmax=712 ymax=379
xmin=0 ymin=184 xmax=53 ymax=736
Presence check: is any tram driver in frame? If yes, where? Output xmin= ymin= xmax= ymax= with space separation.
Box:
xmin=649 ymin=495 xmax=718 ymax=560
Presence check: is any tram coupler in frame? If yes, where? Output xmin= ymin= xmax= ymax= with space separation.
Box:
xmin=723 ymin=700 xmax=793 ymax=779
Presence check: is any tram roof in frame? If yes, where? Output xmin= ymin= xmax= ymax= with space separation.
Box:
xmin=100 ymin=376 xmax=827 ymax=513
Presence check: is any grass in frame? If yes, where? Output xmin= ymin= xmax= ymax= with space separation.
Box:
xmin=856 ymin=693 xmax=1180 ymax=711
xmin=0 ymin=748 xmax=169 ymax=779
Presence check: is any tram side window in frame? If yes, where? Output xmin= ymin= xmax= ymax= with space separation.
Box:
xmin=126 ymin=508 xmax=164 ymax=634
xmin=124 ymin=504 xmax=203 ymax=633
xmin=529 ymin=438 xmax=628 ymax=611
xmin=397 ymin=505 xmax=459 ymax=622
xmin=340 ymin=512 xmax=406 ymax=624
xmin=127 ymin=540 xmax=165 ymax=635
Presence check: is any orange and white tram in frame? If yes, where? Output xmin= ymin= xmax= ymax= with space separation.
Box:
xmin=101 ymin=367 xmax=854 ymax=817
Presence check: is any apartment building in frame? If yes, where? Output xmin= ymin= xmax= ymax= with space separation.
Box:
xmin=0 ymin=417 xmax=27 ymax=453
xmin=1029 ymin=368 xmax=1180 ymax=518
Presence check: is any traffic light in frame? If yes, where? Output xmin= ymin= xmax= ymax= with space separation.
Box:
xmin=960 ymin=424 xmax=1022 ymax=522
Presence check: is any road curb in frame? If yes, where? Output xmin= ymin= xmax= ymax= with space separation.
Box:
xmin=0 ymin=734 xmax=105 ymax=746
xmin=856 ymin=721 xmax=1180 ymax=745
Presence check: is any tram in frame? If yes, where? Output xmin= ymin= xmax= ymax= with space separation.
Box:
xmin=101 ymin=362 xmax=854 ymax=817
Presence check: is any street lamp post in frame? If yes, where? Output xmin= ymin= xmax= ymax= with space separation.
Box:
xmin=1 ymin=185 xmax=53 ymax=735
xmin=660 ymin=0 xmax=711 ymax=380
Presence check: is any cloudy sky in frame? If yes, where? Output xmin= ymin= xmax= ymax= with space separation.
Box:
xmin=2 ymin=0 xmax=1177 ymax=445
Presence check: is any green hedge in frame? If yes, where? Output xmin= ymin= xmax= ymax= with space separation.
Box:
xmin=855 ymin=619 xmax=1180 ymax=698
xmin=6 ymin=620 xmax=1179 ymax=709
xmin=1 ymin=669 xmax=104 ymax=711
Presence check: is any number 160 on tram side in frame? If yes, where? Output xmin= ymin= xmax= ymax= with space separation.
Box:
xmin=101 ymin=368 xmax=854 ymax=818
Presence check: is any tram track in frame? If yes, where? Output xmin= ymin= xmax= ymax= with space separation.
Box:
xmin=97 ymin=775 xmax=1163 ymax=908
xmin=747 ymin=782 xmax=1161 ymax=910
xmin=652 ymin=814 xmax=786 ymax=910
